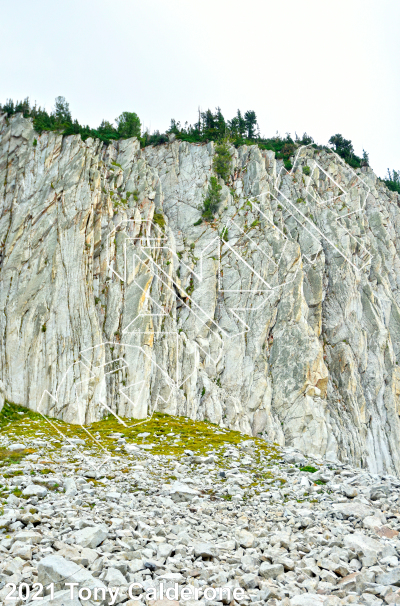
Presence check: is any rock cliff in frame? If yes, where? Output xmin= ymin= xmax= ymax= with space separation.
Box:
xmin=1 ymin=112 xmax=400 ymax=475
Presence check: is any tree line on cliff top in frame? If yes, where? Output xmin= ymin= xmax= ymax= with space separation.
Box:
xmin=2 ymin=95 xmax=398 ymax=191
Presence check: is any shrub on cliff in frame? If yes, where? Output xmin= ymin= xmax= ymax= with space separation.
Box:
xmin=213 ymin=142 xmax=232 ymax=183
xmin=202 ymin=177 xmax=222 ymax=222
xmin=384 ymin=169 xmax=400 ymax=194
xmin=328 ymin=133 xmax=367 ymax=169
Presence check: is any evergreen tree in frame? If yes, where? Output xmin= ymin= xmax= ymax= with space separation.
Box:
xmin=215 ymin=107 xmax=226 ymax=139
xmin=213 ymin=142 xmax=232 ymax=182
xmin=98 ymin=120 xmax=118 ymax=136
xmin=227 ymin=115 xmax=239 ymax=137
xmin=201 ymin=109 xmax=217 ymax=139
xmin=385 ymin=169 xmax=400 ymax=194
xmin=361 ymin=149 xmax=369 ymax=167
xmin=328 ymin=134 xmax=354 ymax=157
xmin=236 ymin=110 xmax=246 ymax=138
xmin=202 ymin=176 xmax=222 ymax=221
xmin=53 ymin=96 xmax=72 ymax=124
xmin=116 ymin=111 xmax=141 ymax=138
xmin=244 ymin=110 xmax=257 ymax=139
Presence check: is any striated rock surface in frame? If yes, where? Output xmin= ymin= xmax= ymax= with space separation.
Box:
xmin=1 ymin=112 xmax=400 ymax=474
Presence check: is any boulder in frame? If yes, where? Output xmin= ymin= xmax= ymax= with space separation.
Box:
xmin=128 ymin=559 xmax=145 ymax=573
xmin=369 ymin=484 xmax=391 ymax=500
xmin=343 ymin=485 xmax=358 ymax=498
xmin=10 ymin=540 xmax=32 ymax=560
xmin=105 ymin=491 xmax=121 ymax=500
xmin=259 ymin=562 xmax=284 ymax=579
xmin=235 ymin=529 xmax=256 ymax=548
xmin=343 ymin=532 xmax=382 ymax=565
xmin=363 ymin=515 xmax=383 ymax=530
xmin=376 ymin=566 xmax=400 ymax=587
xmin=332 ymin=502 xmax=374 ymax=519
xmin=64 ymin=478 xmax=77 ymax=497
xmin=38 ymin=554 xmax=107 ymax=594
xmin=240 ymin=573 xmax=259 ymax=589
xmin=8 ymin=443 xmax=26 ymax=451
xmin=193 ymin=542 xmax=216 ymax=558
xmin=70 ymin=524 xmax=108 ymax=548
xmin=22 ymin=484 xmax=48 ymax=498
xmin=157 ymin=543 xmax=174 ymax=559
xmin=102 ymin=567 xmax=127 ymax=585
xmin=163 ymin=481 xmax=200 ymax=502
xmin=14 ymin=530 xmax=42 ymax=544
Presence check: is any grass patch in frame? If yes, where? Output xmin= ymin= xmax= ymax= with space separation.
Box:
xmin=87 ymin=411 xmax=258 ymax=458
xmin=300 ymin=466 xmax=318 ymax=473
xmin=0 ymin=448 xmax=33 ymax=466
xmin=153 ymin=212 xmax=165 ymax=229
xmin=0 ymin=400 xmax=42 ymax=429
xmin=0 ymin=402 xmax=282 ymax=475
xmin=2 ymin=470 xmax=23 ymax=478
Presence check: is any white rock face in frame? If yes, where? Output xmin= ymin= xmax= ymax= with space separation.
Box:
xmin=2 ymin=113 xmax=400 ymax=474
xmin=0 ymin=379 xmax=5 ymax=412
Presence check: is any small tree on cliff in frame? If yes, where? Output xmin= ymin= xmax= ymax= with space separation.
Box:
xmin=116 ymin=111 xmax=141 ymax=139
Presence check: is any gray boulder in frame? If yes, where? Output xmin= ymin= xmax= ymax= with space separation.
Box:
xmin=259 ymin=563 xmax=284 ymax=579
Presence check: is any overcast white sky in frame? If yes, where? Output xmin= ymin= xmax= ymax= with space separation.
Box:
xmin=1 ymin=0 xmax=399 ymax=177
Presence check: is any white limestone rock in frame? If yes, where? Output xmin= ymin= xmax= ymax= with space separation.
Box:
xmin=70 ymin=524 xmax=108 ymax=548
xmin=64 ymin=477 xmax=77 ymax=497
xmin=22 ymin=484 xmax=48 ymax=498
xmin=38 ymin=554 xmax=107 ymax=594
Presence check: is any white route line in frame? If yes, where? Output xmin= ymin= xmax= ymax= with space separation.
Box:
xmin=273 ymin=145 xmax=372 ymax=271
xmin=35 ymin=206 xmax=300 ymax=466
xmin=36 ymin=411 xmax=111 ymax=471
xmin=37 ymin=153 xmax=359 ymax=468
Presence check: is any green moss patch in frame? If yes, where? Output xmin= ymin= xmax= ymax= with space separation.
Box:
xmin=0 ymin=400 xmax=42 ymax=429
xmin=0 ymin=447 xmax=34 ymax=466
xmin=87 ymin=412 xmax=281 ymax=461
xmin=0 ymin=401 xmax=283 ymax=494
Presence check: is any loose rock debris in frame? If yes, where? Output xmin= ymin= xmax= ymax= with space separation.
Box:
xmin=1 ymin=407 xmax=400 ymax=605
